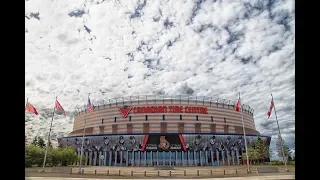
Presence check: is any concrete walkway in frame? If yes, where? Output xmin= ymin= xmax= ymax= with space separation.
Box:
xmin=25 ymin=174 xmax=295 ymax=180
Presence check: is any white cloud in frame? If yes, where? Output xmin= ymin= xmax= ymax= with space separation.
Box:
xmin=26 ymin=0 xmax=295 ymax=156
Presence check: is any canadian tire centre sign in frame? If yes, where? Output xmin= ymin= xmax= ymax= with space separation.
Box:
xmin=119 ymin=105 xmax=208 ymax=118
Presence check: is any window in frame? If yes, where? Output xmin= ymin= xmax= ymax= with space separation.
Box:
xmin=224 ymin=117 xmax=226 ymax=123
xmin=143 ymin=123 xmax=149 ymax=133
xmin=127 ymin=124 xmax=133 ymax=133
xmin=195 ymin=123 xmax=201 ymax=133
xmin=196 ymin=115 xmax=199 ymax=121
xmin=114 ymin=117 xmax=117 ymax=122
xmin=178 ymin=122 xmax=184 ymax=133
xmin=146 ymin=115 xmax=148 ymax=121
xmin=180 ymin=115 xmax=182 ymax=120
xmin=102 ymin=118 xmax=104 ymax=124
xmin=211 ymin=116 xmax=213 ymax=122
xmin=161 ymin=122 xmax=167 ymax=133
xmin=112 ymin=124 xmax=117 ymax=134
xmin=162 ymin=115 xmax=165 ymax=120
xmin=129 ymin=116 xmax=132 ymax=121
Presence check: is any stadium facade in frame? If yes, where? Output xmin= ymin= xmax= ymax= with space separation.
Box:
xmin=58 ymin=95 xmax=271 ymax=167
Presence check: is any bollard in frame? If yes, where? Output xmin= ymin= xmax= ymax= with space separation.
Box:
xmin=158 ymin=170 xmax=160 ymax=177
xmin=107 ymin=170 xmax=109 ymax=176
xmin=224 ymin=169 xmax=225 ymax=175
xmin=82 ymin=169 xmax=84 ymax=175
xmin=211 ymin=169 xmax=213 ymax=176
xmin=170 ymin=171 xmax=171 ymax=177
xmin=197 ymin=170 xmax=199 ymax=176
xmin=95 ymin=170 xmax=97 ymax=175
xmin=131 ymin=171 xmax=133 ymax=176
xmin=144 ymin=171 xmax=146 ymax=176
xmin=119 ymin=170 xmax=121 ymax=176
xmin=184 ymin=170 xmax=186 ymax=176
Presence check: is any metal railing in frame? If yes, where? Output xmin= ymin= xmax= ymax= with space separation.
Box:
xmin=74 ymin=95 xmax=254 ymax=116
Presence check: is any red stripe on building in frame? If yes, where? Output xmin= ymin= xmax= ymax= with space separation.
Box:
xmin=141 ymin=135 xmax=149 ymax=151
xmin=178 ymin=134 xmax=187 ymax=151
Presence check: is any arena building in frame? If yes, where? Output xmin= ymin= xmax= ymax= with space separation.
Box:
xmin=58 ymin=95 xmax=271 ymax=167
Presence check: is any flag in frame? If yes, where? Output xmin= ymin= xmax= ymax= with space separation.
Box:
xmin=55 ymin=100 xmax=66 ymax=116
xmin=267 ymin=99 xmax=274 ymax=118
xmin=26 ymin=102 xmax=38 ymax=115
xmin=235 ymin=98 xmax=241 ymax=112
xmin=88 ymin=97 xmax=93 ymax=114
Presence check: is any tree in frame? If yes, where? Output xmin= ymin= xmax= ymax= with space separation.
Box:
xmin=276 ymin=135 xmax=290 ymax=160
xmin=37 ymin=137 xmax=46 ymax=148
xmin=31 ymin=136 xmax=38 ymax=146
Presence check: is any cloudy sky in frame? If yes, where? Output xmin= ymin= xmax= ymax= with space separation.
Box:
xmin=25 ymin=0 xmax=295 ymax=159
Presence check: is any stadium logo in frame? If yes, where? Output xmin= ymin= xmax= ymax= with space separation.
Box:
xmin=119 ymin=105 xmax=131 ymax=118
xmin=158 ymin=136 xmax=170 ymax=150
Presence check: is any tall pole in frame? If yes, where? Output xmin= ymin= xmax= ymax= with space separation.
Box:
xmin=41 ymin=96 xmax=57 ymax=172
xmin=271 ymin=93 xmax=288 ymax=171
xmin=78 ymin=93 xmax=90 ymax=174
xmin=239 ymin=92 xmax=250 ymax=173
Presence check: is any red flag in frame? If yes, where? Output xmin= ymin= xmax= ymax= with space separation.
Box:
xmin=87 ymin=97 xmax=94 ymax=114
xmin=55 ymin=100 xmax=66 ymax=116
xmin=26 ymin=102 xmax=38 ymax=115
xmin=267 ymin=99 xmax=274 ymax=118
xmin=235 ymin=98 xmax=241 ymax=112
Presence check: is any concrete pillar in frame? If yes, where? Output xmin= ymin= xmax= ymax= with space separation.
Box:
xmin=94 ymin=151 xmax=98 ymax=166
xmin=188 ymin=151 xmax=190 ymax=166
xmin=114 ymin=151 xmax=117 ymax=166
xmin=151 ymin=151 xmax=153 ymax=166
xmin=85 ymin=151 xmax=88 ymax=166
xmin=226 ymin=151 xmax=230 ymax=166
xmin=236 ymin=150 xmax=240 ymax=165
xmin=169 ymin=151 xmax=171 ymax=166
xmin=89 ymin=151 xmax=93 ymax=166
xmin=211 ymin=151 xmax=214 ymax=166
xmin=98 ymin=151 xmax=102 ymax=166
xmin=222 ymin=151 xmax=225 ymax=166
xmin=193 ymin=151 xmax=196 ymax=166
xmin=216 ymin=150 xmax=220 ymax=166
xmin=120 ymin=151 xmax=123 ymax=167
xmin=180 ymin=151 xmax=182 ymax=166
xmin=157 ymin=151 xmax=159 ymax=166
xmin=138 ymin=151 xmax=140 ymax=166
xmin=231 ymin=150 xmax=235 ymax=166
xmin=109 ymin=151 xmax=112 ymax=166
xmin=126 ymin=151 xmax=129 ymax=167
xmin=132 ymin=151 xmax=135 ymax=166
xmin=104 ymin=151 xmax=107 ymax=166
xmin=200 ymin=151 xmax=202 ymax=166
xmin=205 ymin=151 xmax=208 ymax=166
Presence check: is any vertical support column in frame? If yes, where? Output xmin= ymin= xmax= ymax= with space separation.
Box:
xmin=216 ymin=150 xmax=220 ymax=166
xmin=157 ymin=151 xmax=159 ymax=166
xmin=162 ymin=152 xmax=165 ymax=165
xmin=109 ymin=151 xmax=112 ymax=166
xmin=231 ymin=150 xmax=235 ymax=166
xmin=89 ymin=151 xmax=93 ymax=166
xmin=144 ymin=151 xmax=147 ymax=166
xmin=227 ymin=151 xmax=230 ymax=166
xmin=211 ymin=151 xmax=214 ymax=166
xmin=98 ymin=151 xmax=102 ymax=166
xmin=85 ymin=151 xmax=88 ymax=166
xmin=151 ymin=151 xmax=153 ymax=166
xmin=114 ymin=151 xmax=117 ymax=166
xmin=236 ymin=150 xmax=240 ymax=165
xmin=93 ymin=151 xmax=97 ymax=166
xmin=193 ymin=151 xmax=196 ymax=166
xmin=222 ymin=151 xmax=225 ymax=166
xmin=132 ymin=151 xmax=135 ymax=166
xmin=120 ymin=151 xmax=123 ymax=167
xmin=200 ymin=151 xmax=202 ymax=166
xmin=188 ymin=151 xmax=190 ymax=166
xmin=205 ymin=151 xmax=208 ymax=166
xmin=104 ymin=151 xmax=107 ymax=166
xmin=180 ymin=151 xmax=183 ymax=166
xmin=169 ymin=152 xmax=171 ymax=166
xmin=126 ymin=151 xmax=129 ymax=167
xmin=138 ymin=151 xmax=141 ymax=167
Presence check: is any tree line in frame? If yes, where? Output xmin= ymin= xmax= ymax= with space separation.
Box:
xmin=25 ymin=136 xmax=85 ymax=167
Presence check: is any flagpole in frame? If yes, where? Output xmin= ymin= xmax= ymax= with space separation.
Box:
xmin=41 ymin=96 xmax=57 ymax=172
xmin=239 ymin=92 xmax=250 ymax=173
xmin=78 ymin=93 xmax=90 ymax=174
xmin=271 ymin=93 xmax=288 ymax=171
